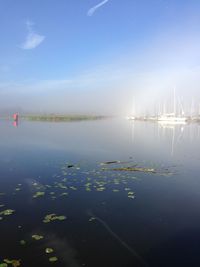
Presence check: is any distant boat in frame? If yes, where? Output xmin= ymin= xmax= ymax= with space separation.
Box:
xmin=158 ymin=113 xmax=187 ymax=123
xmin=127 ymin=116 xmax=135 ymax=120
xmin=158 ymin=88 xmax=187 ymax=124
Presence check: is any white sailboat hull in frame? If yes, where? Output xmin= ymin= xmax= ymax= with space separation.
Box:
xmin=158 ymin=115 xmax=187 ymax=124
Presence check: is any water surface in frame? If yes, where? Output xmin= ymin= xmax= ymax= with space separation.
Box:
xmin=0 ymin=118 xmax=200 ymax=267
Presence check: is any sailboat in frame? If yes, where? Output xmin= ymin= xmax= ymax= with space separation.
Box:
xmin=158 ymin=88 xmax=187 ymax=124
xmin=127 ymin=115 xmax=135 ymax=120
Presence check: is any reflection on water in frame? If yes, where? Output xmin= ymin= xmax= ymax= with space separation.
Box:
xmin=12 ymin=120 xmax=18 ymax=127
xmin=158 ymin=123 xmax=185 ymax=156
xmin=0 ymin=118 xmax=200 ymax=267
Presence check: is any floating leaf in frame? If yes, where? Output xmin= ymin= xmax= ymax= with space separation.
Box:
xmin=56 ymin=216 xmax=66 ymax=221
xmin=45 ymin=248 xmax=54 ymax=254
xmin=33 ymin=191 xmax=45 ymax=198
xmin=32 ymin=235 xmax=44 ymax=240
xmin=128 ymin=195 xmax=135 ymax=199
xmin=112 ymin=189 xmax=119 ymax=192
xmin=69 ymin=186 xmax=77 ymax=190
xmin=0 ymin=263 xmax=8 ymax=267
xmin=3 ymin=259 xmax=21 ymax=267
xmin=49 ymin=257 xmax=58 ymax=262
xmin=15 ymin=188 xmax=21 ymax=191
xmin=85 ymin=187 xmax=91 ymax=191
xmin=96 ymin=187 xmax=105 ymax=192
xmin=20 ymin=240 xmax=26 ymax=245
xmin=0 ymin=209 xmax=15 ymax=216
xmin=43 ymin=214 xmax=66 ymax=223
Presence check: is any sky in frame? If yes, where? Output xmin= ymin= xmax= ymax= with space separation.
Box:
xmin=1 ymin=0 xmax=200 ymax=115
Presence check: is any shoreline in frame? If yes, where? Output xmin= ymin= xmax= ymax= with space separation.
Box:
xmin=20 ymin=114 xmax=107 ymax=122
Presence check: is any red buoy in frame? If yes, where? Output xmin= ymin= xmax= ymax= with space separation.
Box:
xmin=13 ymin=113 xmax=19 ymax=121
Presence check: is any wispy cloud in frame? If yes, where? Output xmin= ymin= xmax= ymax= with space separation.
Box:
xmin=21 ymin=20 xmax=45 ymax=50
xmin=87 ymin=0 xmax=109 ymax=16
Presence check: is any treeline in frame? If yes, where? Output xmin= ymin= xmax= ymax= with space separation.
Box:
xmin=21 ymin=114 xmax=106 ymax=122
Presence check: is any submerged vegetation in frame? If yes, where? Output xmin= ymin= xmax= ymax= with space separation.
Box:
xmin=21 ymin=114 xmax=106 ymax=122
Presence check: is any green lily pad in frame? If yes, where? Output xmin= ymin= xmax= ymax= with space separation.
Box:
xmin=85 ymin=187 xmax=91 ymax=191
xmin=49 ymin=257 xmax=58 ymax=262
xmin=69 ymin=186 xmax=77 ymax=190
xmin=124 ymin=188 xmax=131 ymax=191
xmin=0 ymin=209 xmax=15 ymax=216
xmin=15 ymin=188 xmax=21 ymax=192
xmin=33 ymin=191 xmax=45 ymax=198
xmin=96 ymin=187 xmax=105 ymax=191
xmin=128 ymin=195 xmax=135 ymax=199
xmin=32 ymin=234 xmax=44 ymax=240
xmin=60 ymin=193 xmax=68 ymax=196
xmin=112 ymin=189 xmax=119 ymax=192
xmin=56 ymin=216 xmax=66 ymax=221
xmin=43 ymin=214 xmax=66 ymax=223
xmin=3 ymin=259 xmax=21 ymax=267
xmin=0 ymin=263 xmax=8 ymax=267
xmin=45 ymin=248 xmax=54 ymax=254
xmin=20 ymin=240 xmax=26 ymax=245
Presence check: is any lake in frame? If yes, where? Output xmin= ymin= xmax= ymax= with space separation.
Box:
xmin=0 ymin=118 xmax=200 ymax=267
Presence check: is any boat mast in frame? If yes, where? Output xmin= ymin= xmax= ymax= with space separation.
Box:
xmin=178 ymin=97 xmax=185 ymax=116
xmin=173 ymin=87 xmax=176 ymax=116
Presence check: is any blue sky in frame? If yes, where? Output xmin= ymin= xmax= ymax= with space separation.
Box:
xmin=1 ymin=0 xmax=200 ymax=114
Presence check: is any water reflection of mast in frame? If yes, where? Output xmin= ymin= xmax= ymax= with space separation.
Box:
xmin=177 ymin=126 xmax=184 ymax=143
xmin=158 ymin=122 xmax=185 ymax=156
xmin=171 ymin=126 xmax=175 ymax=156
xmin=131 ymin=120 xmax=135 ymax=144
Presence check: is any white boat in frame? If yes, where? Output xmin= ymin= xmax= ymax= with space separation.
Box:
xmin=158 ymin=113 xmax=187 ymax=123
xmin=158 ymin=88 xmax=187 ymax=124
xmin=127 ymin=116 xmax=135 ymax=120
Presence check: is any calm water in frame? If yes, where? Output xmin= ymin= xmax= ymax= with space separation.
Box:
xmin=0 ymin=118 xmax=200 ymax=267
